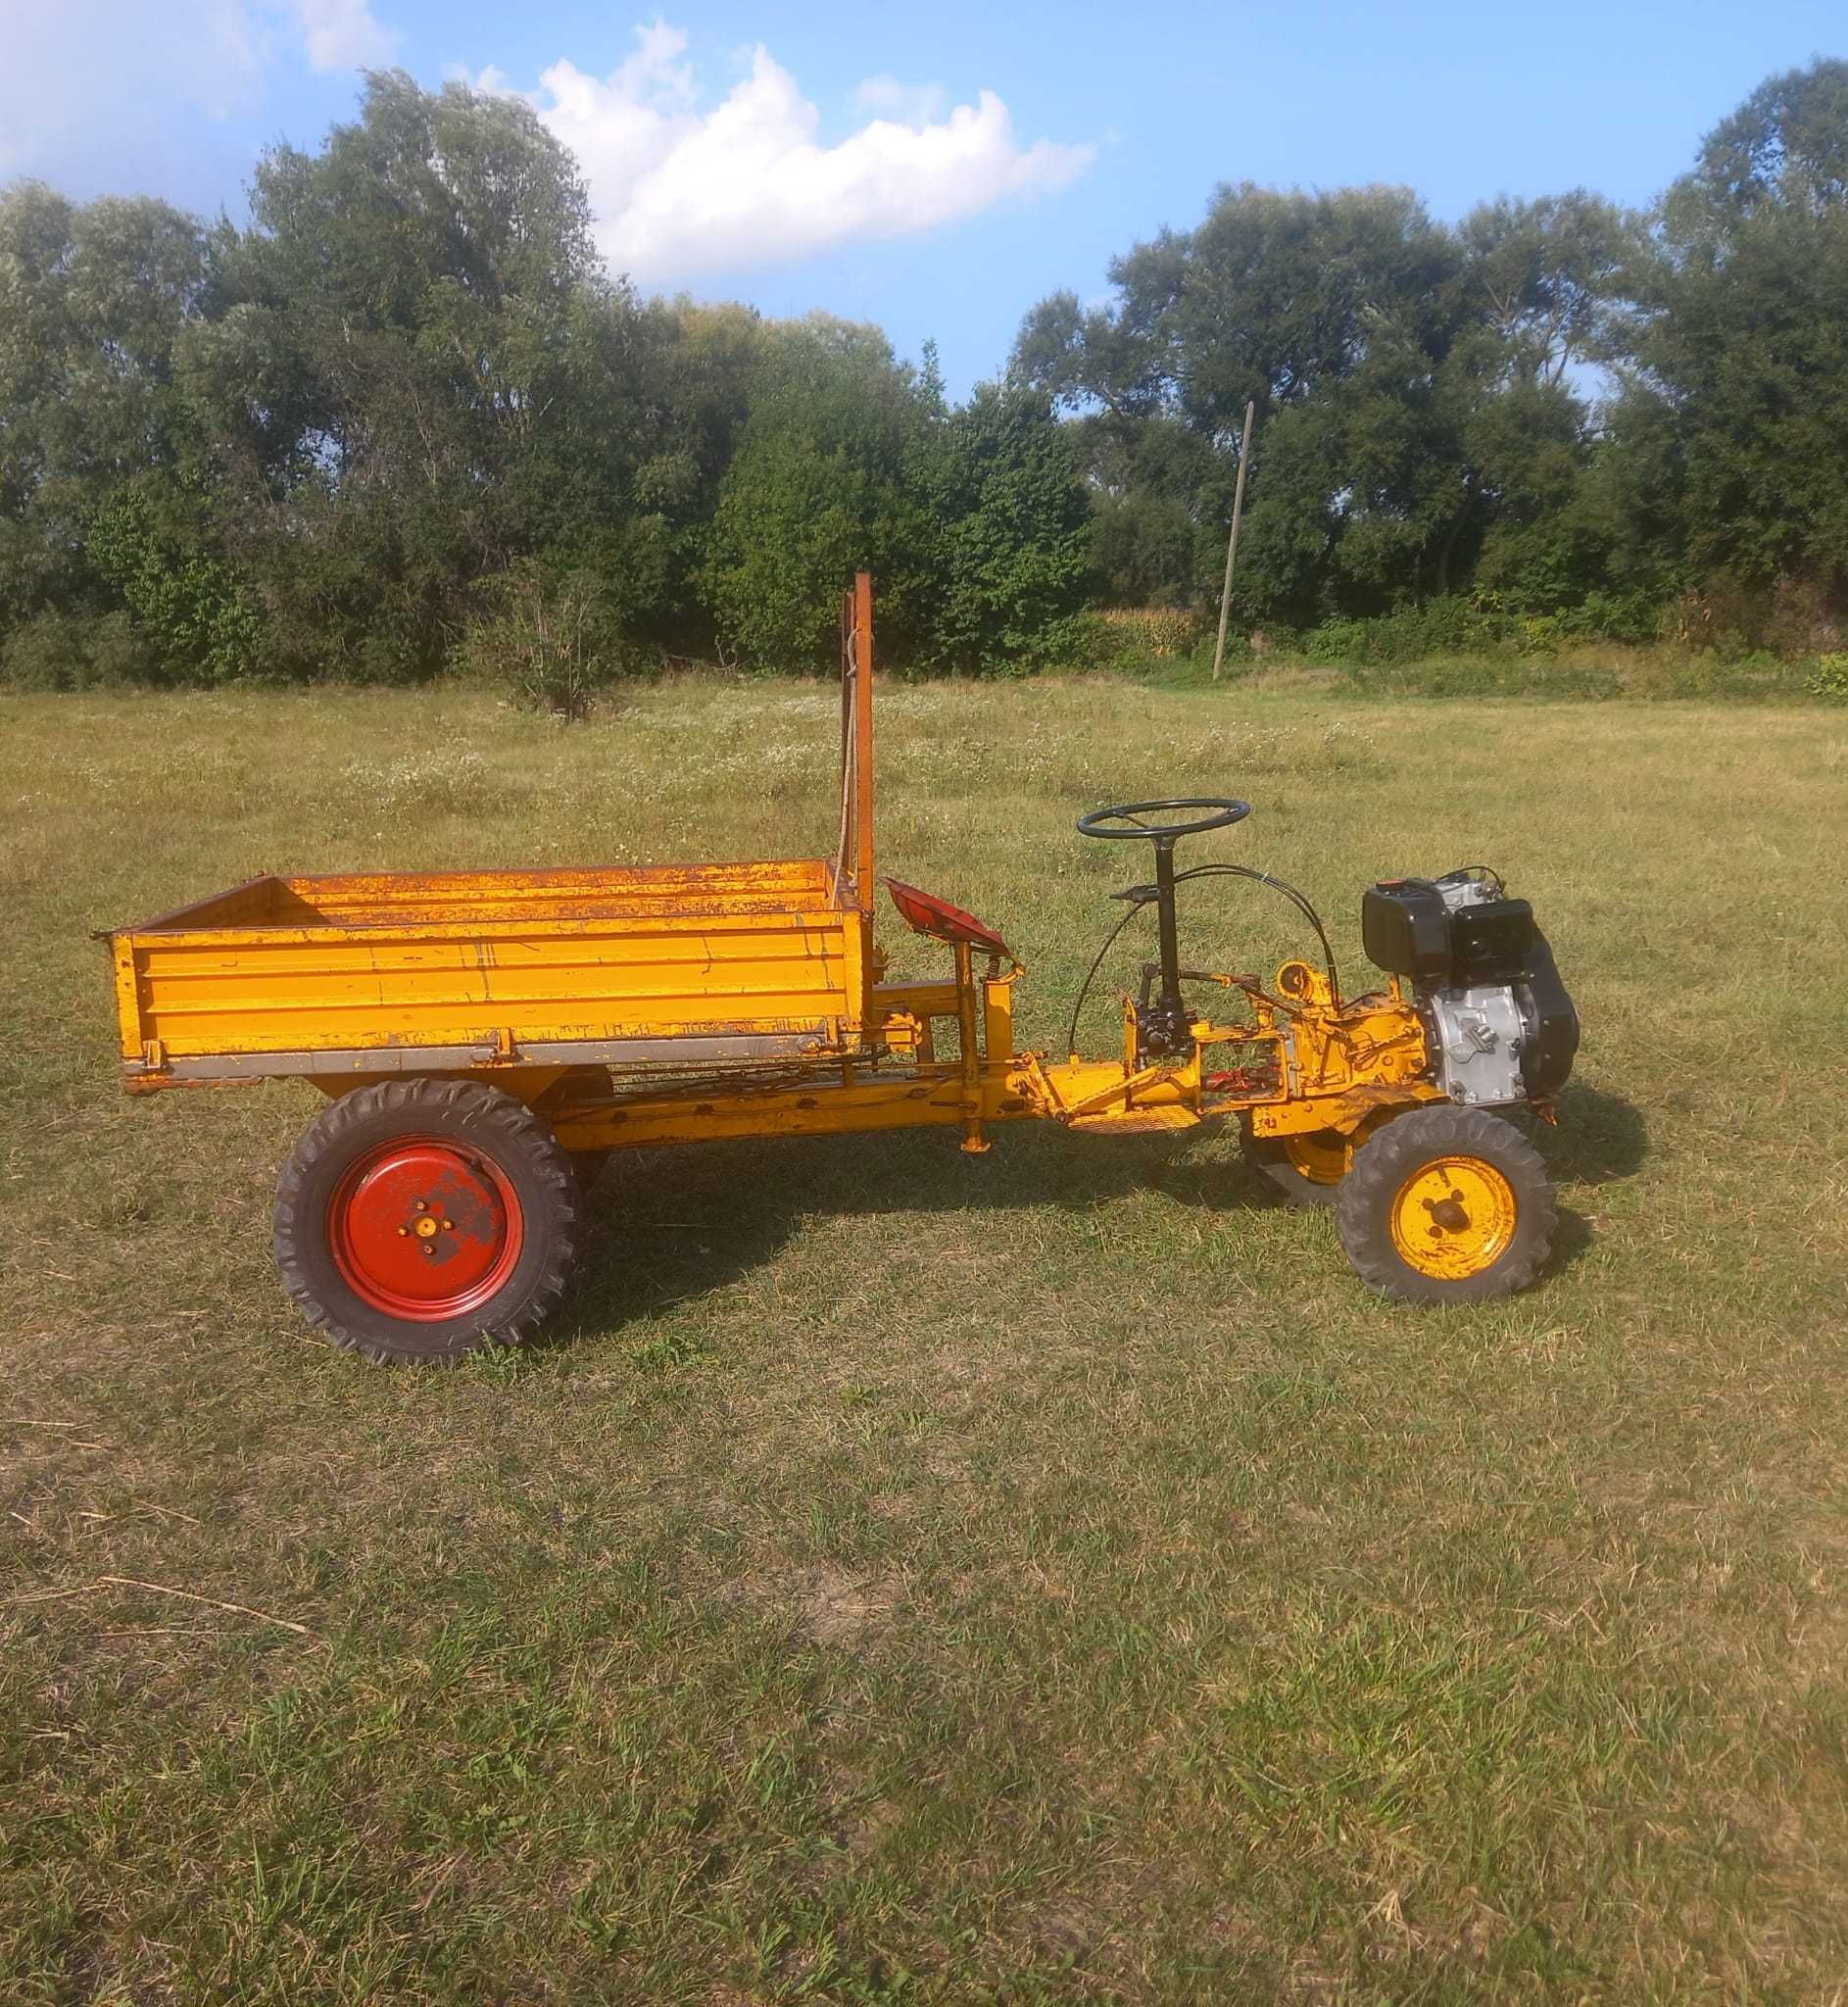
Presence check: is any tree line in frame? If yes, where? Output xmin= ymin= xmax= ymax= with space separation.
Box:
xmin=2 ymin=58 xmax=1845 ymax=692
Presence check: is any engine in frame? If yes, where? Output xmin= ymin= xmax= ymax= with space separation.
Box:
xmin=1360 ymin=869 xmax=1579 ymax=1108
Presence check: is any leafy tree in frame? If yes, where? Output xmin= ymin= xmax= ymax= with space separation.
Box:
xmin=88 ymin=475 xmax=261 ymax=682
xmin=1617 ymin=59 xmax=1848 ymax=599
xmin=0 ymin=183 xmax=211 ymax=635
xmin=701 ymin=317 xmax=940 ymax=667
xmin=1432 ymin=194 xmax=1641 ymax=604
xmin=205 ymin=71 xmax=657 ymax=678
xmin=9 ymin=58 xmax=1848 ymax=686
xmin=1083 ymin=416 xmax=1225 ymax=607
xmin=1014 ymin=186 xmax=1469 ymax=621
xmin=1458 ymin=193 xmax=1637 ymax=388
xmin=922 ymin=383 xmax=1092 ymax=671
xmin=1013 ymin=182 xmax=1635 ymax=622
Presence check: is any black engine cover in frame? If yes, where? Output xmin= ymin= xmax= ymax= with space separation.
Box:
xmin=1362 ymin=877 xmax=1579 ymax=1100
xmin=1362 ymin=879 xmax=1536 ymax=987
xmin=1514 ymin=932 xmax=1579 ymax=1099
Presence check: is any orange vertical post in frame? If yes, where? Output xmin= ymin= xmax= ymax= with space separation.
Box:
xmin=853 ymin=570 xmax=875 ymax=913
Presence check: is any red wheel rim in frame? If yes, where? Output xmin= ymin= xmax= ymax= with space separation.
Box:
xmin=328 ymin=1138 xmax=523 ymax=1322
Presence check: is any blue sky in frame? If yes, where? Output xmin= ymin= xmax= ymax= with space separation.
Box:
xmin=3 ymin=2 xmax=1841 ymax=395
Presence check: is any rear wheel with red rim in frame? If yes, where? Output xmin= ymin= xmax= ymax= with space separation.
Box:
xmin=273 ymin=1080 xmax=580 ymax=1364
xmin=328 ymin=1139 xmax=525 ymax=1321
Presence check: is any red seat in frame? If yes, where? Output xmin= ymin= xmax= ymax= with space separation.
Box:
xmin=883 ymin=878 xmax=1011 ymax=958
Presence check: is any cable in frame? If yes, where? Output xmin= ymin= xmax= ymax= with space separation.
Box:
xmin=1171 ymin=862 xmax=1342 ymax=1004
xmin=1063 ymin=860 xmax=1344 ymax=1052
xmin=1064 ymin=900 xmax=1146 ymax=1058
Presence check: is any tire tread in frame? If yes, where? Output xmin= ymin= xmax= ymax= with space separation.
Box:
xmin=272 ymin=1079 xmax=580 ymax=1364
xmin=1335 ymin=1103 xmax=1556 ymax=1304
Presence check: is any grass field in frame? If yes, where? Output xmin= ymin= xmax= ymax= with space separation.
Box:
xmin=3 ymin=677 xmax=1846 ymax=2003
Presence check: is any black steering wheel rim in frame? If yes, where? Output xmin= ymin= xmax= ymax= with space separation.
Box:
xmin=1076 ymin=797 xmax=1251 ymax=842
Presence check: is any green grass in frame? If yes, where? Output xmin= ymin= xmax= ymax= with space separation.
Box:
xmin=2 ymin=678 xmax=1845 ymax=2002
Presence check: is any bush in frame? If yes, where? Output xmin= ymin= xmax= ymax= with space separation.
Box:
xmin=1303 ymin=601 xmax=1503 ymax=665
xmin=1104 ymin=608 xmax=1207 ymax=660
xmin=458 ymin=566 xmax=649 ymax=719
xmin=1045 ymin=608 xmax=1223 ymax=677
xmin=1566 ymin=590 xmax=1663 ymax=646
xmin=0 ymin=610 xmax=158 ymax=690
xmin=87 ymin=485 xmax=263 ymax=684
xmin=1807 ymin=651 xmax=1848 ymax=698
xmin=1298 ymin=592 xmax=1666 ymax=666
xmin=1304 ymin=616 xmax=1370 ymax=665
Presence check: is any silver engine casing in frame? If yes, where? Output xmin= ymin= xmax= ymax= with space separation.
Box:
xmin=1422 ymin=877 xmax=1528 ymax=1107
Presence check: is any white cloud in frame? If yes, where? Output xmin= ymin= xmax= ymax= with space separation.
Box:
xmin=853 ymin=75 xmax=948 ymax=128
xmin=475 ymin=22 xmax=1095 ymax=285
xmin=289 ymin=0 xmax=399 ymax=73
xmin=0 ymin=0 xmax=401 ymax=177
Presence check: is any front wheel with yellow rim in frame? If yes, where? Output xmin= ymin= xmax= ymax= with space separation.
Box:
xmin=1335 ymin=1104 xmax=1555 ymax=1304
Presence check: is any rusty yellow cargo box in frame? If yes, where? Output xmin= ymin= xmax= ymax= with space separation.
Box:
xmin=108 ymin=858 xmax=871 ymax=1090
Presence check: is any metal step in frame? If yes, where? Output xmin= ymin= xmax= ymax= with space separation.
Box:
xmin=1068 ymin=1102 xmax=1201 ymax=1136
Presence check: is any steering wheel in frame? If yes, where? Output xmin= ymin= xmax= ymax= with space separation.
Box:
xmin=1076 ymin=798 xmax=1250 ymax=842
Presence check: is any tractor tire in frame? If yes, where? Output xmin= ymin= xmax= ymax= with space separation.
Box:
xmin=1241 ymin=1120 xmax=1350 ymax=1208
xmin=273 ymin=1079 xmax=581 ymax=1365
xmin=1335 ymin=1102 xmax=1556 ymax=1305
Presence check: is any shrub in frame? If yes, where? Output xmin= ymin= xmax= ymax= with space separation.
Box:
xmin=1807 ymin=652 xmax=1848 ymax=699
xmin=1304 ymin=617 xmax=1369 ymax=665
xmin=1297 ymin=591 xmax=1666 ymax=666
xmin=1105 ymin=608 xmax=1208 ymax=659
xmin=1304 ymin=601 xmax=1508 ymax=665
xmin=1059 ymin=608 xmax=1217 ymax=675
xmin=459 ymin=566 xmax=648 ymax=719
xmin=1567 ymin=590 xmax=1663 ymax=646
xmin=87 ymin=485 xmax=263 ymax=684
xmin=0 ymin=610 xmax=158 ymax=690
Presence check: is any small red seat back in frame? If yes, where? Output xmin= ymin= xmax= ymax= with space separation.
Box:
xmin=883 ymin=878 xmax=1011 ymax=958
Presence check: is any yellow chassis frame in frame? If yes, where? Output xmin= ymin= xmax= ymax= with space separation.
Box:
xmin=536 ymin=946 xmax=1444 ymax=1160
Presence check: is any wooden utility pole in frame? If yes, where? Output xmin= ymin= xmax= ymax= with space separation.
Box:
xmin=1210 ymin=401 xmax=1256 ymax=682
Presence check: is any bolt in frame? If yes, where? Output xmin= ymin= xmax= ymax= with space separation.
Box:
xmin=397 ymin=1225 xmax=409 ymax=1237
xmin=442 ymin=1219 xmax=454 ymax=1231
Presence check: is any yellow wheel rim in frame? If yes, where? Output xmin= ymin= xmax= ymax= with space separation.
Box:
xmin=1284 ymin=1131 xmax=1352 ymax=1186
xmin=1388 ymin=1155 xmax=1518 ymax=1280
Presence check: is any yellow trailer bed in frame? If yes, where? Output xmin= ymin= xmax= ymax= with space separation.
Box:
xmin=110 ymin=576 xmax=881 ymax=1097
xmin=108 ymin=858 xmax=868 ymax=1090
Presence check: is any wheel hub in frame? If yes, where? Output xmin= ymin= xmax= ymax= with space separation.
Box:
xmin=1388 ymin=1156 xmax=1517 ymax=1281
xmin=328 ymin=1140 xmax=523 ymax=1321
